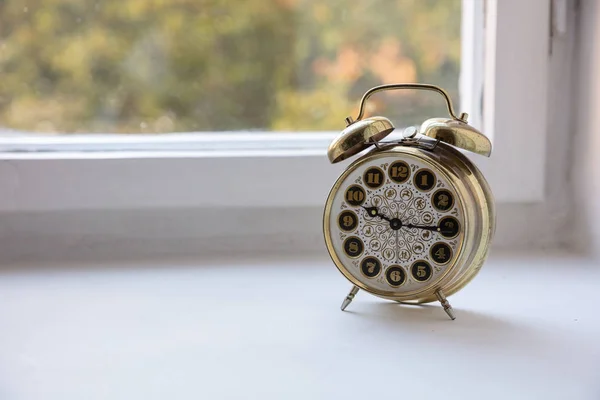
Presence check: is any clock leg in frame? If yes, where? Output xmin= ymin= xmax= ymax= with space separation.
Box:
xmin=435 ymin=289 xmax=456 ymax=320
xmin=340 ymin=285 xmax=360 ymax=311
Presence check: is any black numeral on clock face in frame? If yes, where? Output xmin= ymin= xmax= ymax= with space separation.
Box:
xmin=411 ymin=260 xmax=432 ymax=282
xmin=439 ymin=216 xmax=460 ymax=239
xmin=414 ymin=169 xmax=436 ymax=192
xmin=360 ymin=257 xmax=381 ymax=278
xmin=345 ymin=185 xmax=366 ymax=207
xmin=338 ymin=211 xmax=358 ymax=232
xmin=363 ymin=167 xmax=385 ymax=189
xmin=430 ymin=242 xmax=452 ymax=265
xmin=343 ymin=237 xmax=364 ymax=258
xmin=385 ymin=265 xmax=406 ymax=287
xmin=432 ymin=189 xmax=454 ymax=211
xmin=388 ymin=161 xmax=410 ymax=184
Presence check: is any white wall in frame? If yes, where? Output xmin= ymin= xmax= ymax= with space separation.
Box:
xmin=572 ymin=0 xmax=600 ymax=258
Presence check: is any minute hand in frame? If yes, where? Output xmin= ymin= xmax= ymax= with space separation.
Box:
xmin=403 ymin=223 xmax=439 ymax=232
xmin=404 ymin=223 xmax=455 ymax=236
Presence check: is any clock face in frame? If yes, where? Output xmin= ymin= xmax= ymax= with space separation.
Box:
xmin=326 ymin=152 xmax=465 ymax=296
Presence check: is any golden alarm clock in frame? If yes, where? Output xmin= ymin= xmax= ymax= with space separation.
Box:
xmin=323 ymin=83 xmax=495 ymax=319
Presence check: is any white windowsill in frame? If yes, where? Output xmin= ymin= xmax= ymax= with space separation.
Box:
xmin=0 ymin=251 xmax=597 ymax=400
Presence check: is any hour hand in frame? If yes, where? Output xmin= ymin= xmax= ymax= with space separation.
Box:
xmin=361 ymin=206 xmax=392 ymax=222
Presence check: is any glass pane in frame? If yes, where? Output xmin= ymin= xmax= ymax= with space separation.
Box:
xmin=0 ymin=0 xmax=461 ymax=134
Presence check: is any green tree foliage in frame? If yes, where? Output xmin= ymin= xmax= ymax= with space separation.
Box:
xmin=0 ymin=0 xmax=460 ymax=133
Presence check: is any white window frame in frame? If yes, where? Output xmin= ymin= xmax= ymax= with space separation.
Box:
xmin=0 ymin=0 xmax=549 ymax=214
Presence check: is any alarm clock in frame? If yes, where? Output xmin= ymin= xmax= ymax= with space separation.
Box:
xmin=323 ymin=83 xmax=495 ymax=320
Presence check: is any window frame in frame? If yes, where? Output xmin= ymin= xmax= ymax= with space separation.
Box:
xmin=0 ymin=0 xmax=549 ymax=214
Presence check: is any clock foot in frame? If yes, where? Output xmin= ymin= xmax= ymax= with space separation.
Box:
xmin=435 ymin=289 xmax=456 ymax=320
xmin=341 ymin=285 xmax=360 ymax=311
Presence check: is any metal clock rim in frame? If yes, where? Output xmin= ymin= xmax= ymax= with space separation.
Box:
xmin=323 ymin=147 xmax=469 ymax=302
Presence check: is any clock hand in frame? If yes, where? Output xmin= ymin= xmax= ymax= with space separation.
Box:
xmin=403 ymin=223 xmax=439 ymax=232
xmin=403 ymin=223 xmax=454 ymax=236
xmin=395 ymin=229 xmax=399 ymax=263
xmin=361 ymin=206 xmax=392 ymax=222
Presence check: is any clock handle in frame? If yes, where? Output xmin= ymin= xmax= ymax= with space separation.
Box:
xmin=346 ymin=83 xmax=468 ymax=125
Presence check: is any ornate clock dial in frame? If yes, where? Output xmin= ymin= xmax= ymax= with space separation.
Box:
xmin=327 ymin=153 xmax=465 ymax=295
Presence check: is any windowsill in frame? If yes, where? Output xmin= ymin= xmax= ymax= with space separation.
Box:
xmin=0 ymin=251 xmax=597 ymax=399
xmin=0 ymin=130 xmax=539 ymax=215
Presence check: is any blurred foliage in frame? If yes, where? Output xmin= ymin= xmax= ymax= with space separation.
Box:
xmin=0 ymin=0 xmax=460 ymax=133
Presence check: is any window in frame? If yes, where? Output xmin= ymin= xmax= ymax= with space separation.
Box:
xmin=1 ymin=0 xmax=461 ymax=134
xmin=0 ymin=0 xmax=550 ymax=217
